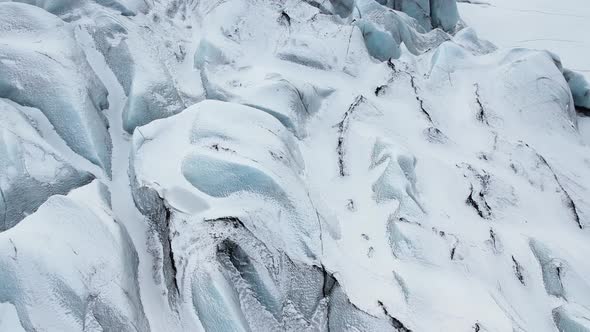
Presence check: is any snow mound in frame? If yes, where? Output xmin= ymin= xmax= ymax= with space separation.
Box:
xmin=564 ymin=69 xmax=590 ymax=110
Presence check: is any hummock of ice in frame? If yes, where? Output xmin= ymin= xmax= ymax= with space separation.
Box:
xmin=0 ymin=3 xmax=112 ymax=173
xmin=0 ymin=181 xmax=149 ymax=331
xmin=381 ymin=0 xmax=460 ymax=32
xmin=564 ymin=68 xmax=590 ymax=110
xmin=130 ymin=98 xmax=394 ymax=330
xmin=0 ymin=99 xmax=94 ymax=231
xmin=0 ymin=0 xmax=147 ymax=16
xmin=86 ymin=1 xmax=202 ymax=133
xmin=1 ymin=0 xmax=590 ymax=331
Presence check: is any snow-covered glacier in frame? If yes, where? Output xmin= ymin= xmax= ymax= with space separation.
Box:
xmin=0 ymin=0 xmax=589 ymax=331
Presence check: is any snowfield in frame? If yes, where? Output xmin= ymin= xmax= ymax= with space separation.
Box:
xmin=0 ymin=0 xmax=589 ymax=331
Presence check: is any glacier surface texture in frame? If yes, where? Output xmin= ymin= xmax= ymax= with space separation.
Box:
xmin=0 ymin=0 xmax=589 ymax=331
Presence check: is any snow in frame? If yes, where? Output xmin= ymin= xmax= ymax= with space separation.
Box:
xmin=0 ymin=0 xmax=589 ymax=331
xmin=0 ymin=303 xmax=25 ymax=332
xmin=457 ymin=0 xmax=590 ymax=126
xmin=458 ymin=0 xmax=590 ymax=79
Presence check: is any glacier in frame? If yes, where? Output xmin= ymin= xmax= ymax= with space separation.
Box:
xmin=0 ymin=0 xmax=589 ymax=331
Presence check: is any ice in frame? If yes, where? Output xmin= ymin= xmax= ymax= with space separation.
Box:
xmin=370 ymin=139 xmax=424 ymax=221
xmin=278 ymin=35 xmax=339 ymax=70
xmin=330 ymin=0 xmax=356 ymax=17
xmin=209 ymin=231 xmax=326 ymax=330
xmin=430 ymin=0 xmax=460 ymax=31
xmin=0 ymin=3 xmax=112 ymax=173
xmin=0 ymin=99 xmax=94 ymax=231
xmin=0 ymin=181 xmax=149 ymax=331
xmin=390 ymin=0 xmax=432 ymax=31
xmin=356 ymin=19 xmax=401 ymax=61
xmin=492 ymin=49 xmax=580 ymax=136
xmin=87 ymin=9 xmax=202 ymax=133
xmin=530 ymin=240 xmax=567 ymax=298
xmin=553 ymin=304 xmax=590 ymax=332
xmin=356 ymin=0 xmax=452 ymax=59
xmin=2 ymin=0 xmax=590 ymax=331
xmin=129 ymin=98 xmax=406 ymax=329
xmin=190 ymin=261 xmax=251 ymax=332
xmin=183 ymin=154 xmax=290 ymax=204
xmin=428 ymin=40 xmax=471 ymax=75
xmin=0 ymin=0 xmax=147 ymax=16
xmin=380 ymin=0 xmax=459 ymax=32
xmin=564 ymin=69 xmax=590 ymax=110
xmin=210 ymin=73 xmax=333 ymax=138
xmin=452 ymin=27 xmax=496 ymax=55
xmin=530 ymin=239 xmax=590 ymax=308
xmin=179 ymin=211 xmax=391 ymax=331
xmin=194 ymin=38 xmax=231 ymax=69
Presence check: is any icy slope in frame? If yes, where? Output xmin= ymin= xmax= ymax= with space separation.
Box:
xmin=0 ymin=0 xmax=589 ymax=331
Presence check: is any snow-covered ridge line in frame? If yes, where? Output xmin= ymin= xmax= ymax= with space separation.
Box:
xmin=0 ymin=0 xmax=589 ymax=331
